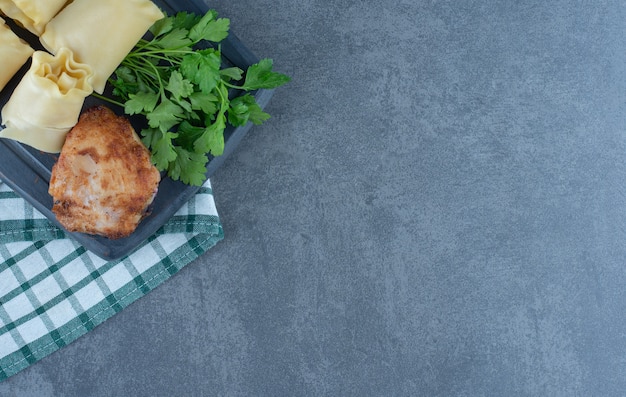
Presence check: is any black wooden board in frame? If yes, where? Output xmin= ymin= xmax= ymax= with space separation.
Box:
xmin=0 ymin=0 xmax=273 ymax=260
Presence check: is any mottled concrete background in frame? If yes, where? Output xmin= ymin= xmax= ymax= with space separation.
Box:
xmin=2 ymin=0 xmax=626 ymax=395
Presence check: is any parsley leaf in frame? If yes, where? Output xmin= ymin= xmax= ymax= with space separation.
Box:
xmin=141 ymin=128 xmax=178 ymax=170
xmin=125 ymin=91 xmax=159 ymax=115
xmin=189 ymin=10 xmax=230 ymax=43
xmin=220 ymin=67 xmax=244 ymax=81
xmin=155 ymin=28 xmax=193 ymax=49
xmin=171 ymin=11 xmax=201 ymax=31
xmin=168 ymin=147 xmax=208 ymax=186
xmin=241 ymin=58 xmax=291 ymax=90
xmin=175 ymin=121 xmax=205 ymax=150
xmin=115 ymin=66 xmax=136 ymax=84
xmin=189 ymin=92 xmax=218 ymax=114
xmin=149 ymin=15 xmax=172 ymax=37
xmin=166 ymin=71 xmax=194 ymax=100
xmin=146 ymin=99 xmax=184 ymax=132
xmin=180 ymin=49 xmax=221 ymax=93
xmin=228 ymin=94 xmax=270 ymax=126
xmin=194 ymin=112 xmax=226 ymax=155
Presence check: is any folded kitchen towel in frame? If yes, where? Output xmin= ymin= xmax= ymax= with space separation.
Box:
xmin=0 ymin=179 xmax=223 ymax=381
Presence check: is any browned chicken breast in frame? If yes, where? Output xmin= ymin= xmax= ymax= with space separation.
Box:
xmin=49 ymin=105 xmax=160 ymax=239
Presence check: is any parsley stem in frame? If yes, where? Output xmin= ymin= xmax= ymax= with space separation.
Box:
xmin=127 ymin=47 xmax=197 ymax=59
xmin=222 ymin=81 xmax=246 ymax=90
xmin=91 ymin=92 xmax=125 ymax=108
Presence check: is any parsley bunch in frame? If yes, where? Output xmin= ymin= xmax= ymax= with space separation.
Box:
xmin=98 ymin=10 xmax=290 ymax=186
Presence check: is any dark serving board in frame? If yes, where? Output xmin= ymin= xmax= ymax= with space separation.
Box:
xmin=0 ymin=0 xmax=274 ymax=260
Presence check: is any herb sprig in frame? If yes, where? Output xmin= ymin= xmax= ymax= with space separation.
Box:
xmin=96 ymin=9 xmax=290 ymax=186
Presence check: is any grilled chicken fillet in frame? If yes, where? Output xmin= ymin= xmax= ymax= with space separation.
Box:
xmin=49 ymin=106 xmax=160 ymax=239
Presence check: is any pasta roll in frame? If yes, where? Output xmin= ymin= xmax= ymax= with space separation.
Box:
xmin=40 ymin=0 xmax=164 ymax=94
xmin=0 ymin=48 xmax=93 ymax=152
xmin=0 ymin=16 xmax=33 ymax=92
xmin=0 ymin=0 xmax=69 ymax=36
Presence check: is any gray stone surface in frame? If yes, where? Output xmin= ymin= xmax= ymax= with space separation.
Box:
xmin=2 ymin=0 xmax=626 ymax=395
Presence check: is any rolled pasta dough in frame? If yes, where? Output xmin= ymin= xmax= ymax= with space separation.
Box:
xmin=0 ymin=48 xmax=93 ymax=152
xmin=0 ymin=16 xmax=33 ymax=92
xmin=40 ymin=0 xmax=164 ymax=94
xmin=0 ymin=0 xmax=69 ymax=35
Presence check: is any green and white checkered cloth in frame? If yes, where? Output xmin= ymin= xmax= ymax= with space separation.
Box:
xmin=0 ymin=179 xmax=223 ymax=381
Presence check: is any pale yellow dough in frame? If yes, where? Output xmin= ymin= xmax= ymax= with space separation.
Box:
xmin=0 ymin=16 xmax=33 ymax=92
xmin=0 ymin=48 xmax=93 ymax=152
xmin=40 ymin=0 xmax=164 ymax=94
xmin=0 ymin=0 xmax=69 ymax=35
